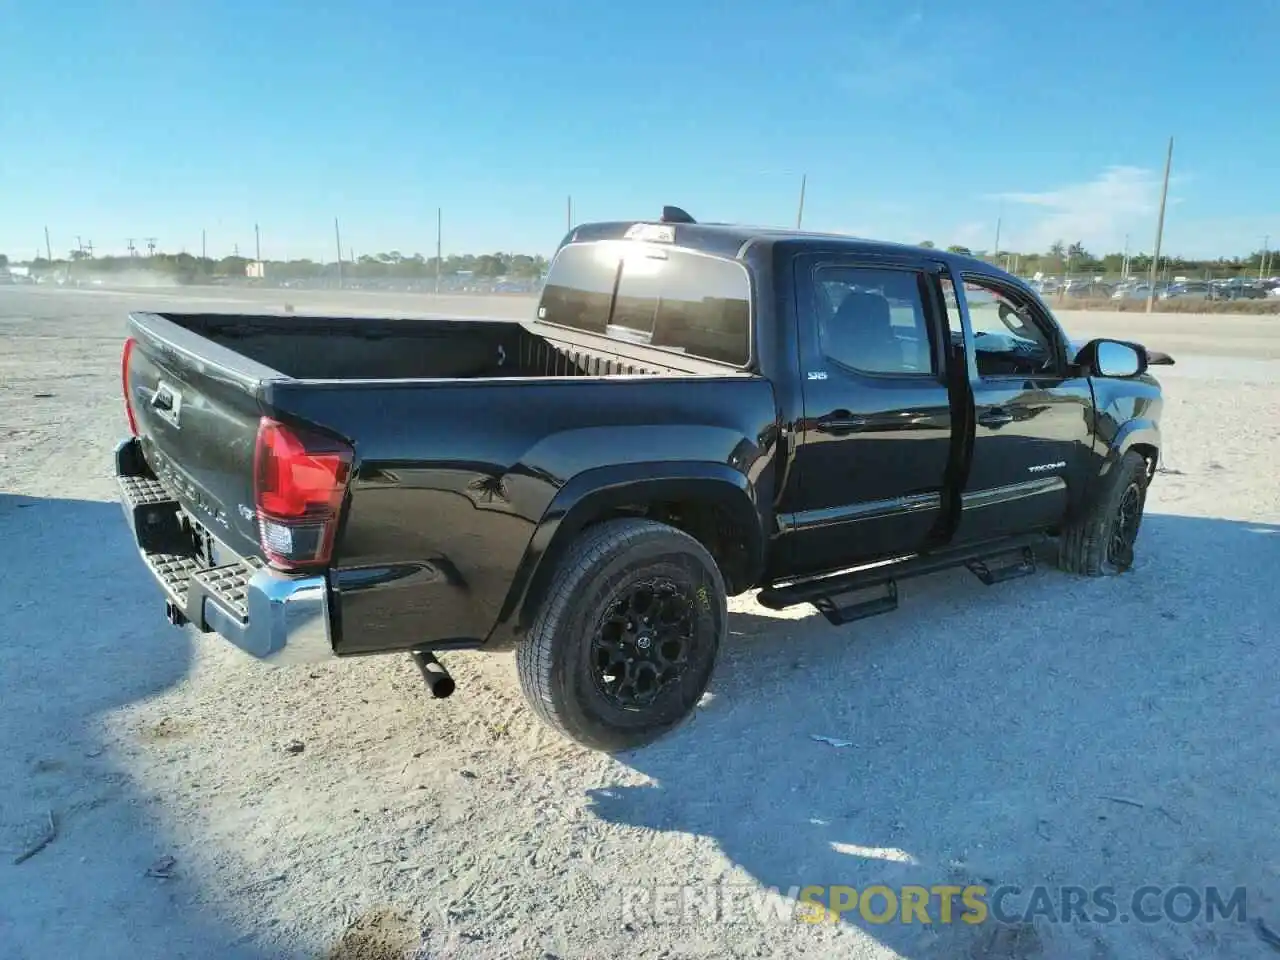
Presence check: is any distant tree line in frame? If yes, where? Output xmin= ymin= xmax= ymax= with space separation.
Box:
xmin=8 ymin=250 xmax=550 ymax=283
xmin=3 ymin=240 xmax=1275 ymax=282
xmin=918 ymin=239 xmax=1275 ymax=279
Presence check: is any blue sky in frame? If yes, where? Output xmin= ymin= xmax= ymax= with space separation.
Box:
xmin=2 ymin=0 xmax=1276 ymax=261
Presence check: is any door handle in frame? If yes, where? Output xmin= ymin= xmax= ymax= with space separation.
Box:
xmin=978 ymin=408 xmax=1014 ymax=428
xmin=816 ymin=411 xmax=869 ymax=435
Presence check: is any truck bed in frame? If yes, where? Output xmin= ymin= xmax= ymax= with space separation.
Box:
xmin=154 ymin=312 xmax=740 ymax=381
xmin=123 ymin=309 xmax=764 ymax=587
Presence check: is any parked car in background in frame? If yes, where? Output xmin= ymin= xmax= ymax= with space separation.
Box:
xmin=1114 ymin=283 xmax=1153 ymax=301
xmin=1064 ymin=280 xmax=1114 ymax=299
xmin=1160 ymin=281 xmax=1211 ymax=300
xmin=1209 ymin=279 xmax=1268 ymax=301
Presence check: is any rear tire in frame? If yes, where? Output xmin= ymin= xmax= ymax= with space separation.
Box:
xmin=516 ymin=518 xmax=727 ymax=752
xmin=1057 ymin=450 xmax=1150 ymax=576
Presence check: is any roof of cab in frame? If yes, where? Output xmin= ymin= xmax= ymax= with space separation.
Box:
xmin=561 ymin=214 xmax=1017 ymax=284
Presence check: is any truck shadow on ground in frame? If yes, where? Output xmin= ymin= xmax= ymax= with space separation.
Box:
xmin=588 ymin=513 xmax=1279 ymax=959
xmin=0 ymin=494 xmax=272 ymax=960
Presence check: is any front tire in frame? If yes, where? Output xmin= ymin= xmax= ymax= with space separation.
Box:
xmin=516 ymin=518 xmax=727 ymax=752
xmin=1057 ymin=450 xmax=1150 ymax=576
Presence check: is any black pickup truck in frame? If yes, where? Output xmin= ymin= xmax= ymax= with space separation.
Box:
xmin=115 ymin=208 xmax=1170 ymax=751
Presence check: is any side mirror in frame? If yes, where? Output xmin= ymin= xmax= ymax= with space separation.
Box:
xmin=1077 ymin=338 xmax=1148 ymax=378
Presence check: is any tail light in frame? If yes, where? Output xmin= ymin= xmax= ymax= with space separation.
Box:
xmin=122 ymin=338 xmax=138 ymax=436
xmin=253 ymin=417 xmax=354 ymax=570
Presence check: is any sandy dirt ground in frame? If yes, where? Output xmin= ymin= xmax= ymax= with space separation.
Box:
xmin=1 ymin=285 xmax=1278 ymax=960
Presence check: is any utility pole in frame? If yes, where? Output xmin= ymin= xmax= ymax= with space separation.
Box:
xmin=44 ymin=226 xmax=53 ymax=263
xmin=201 ymin=229 xmax=207 ymax=261
xmin=1122 ymin=234 xmax=1130 ymax=280
xmin=126 ymin=238 xmax=137 ymax=257
xmin=436 ymin=206 xmax=443 ymax=294
xmin=796 ymin=174 xmax=807 ymax=229
xmin=144 ymin=237 xmax=158 ymax=257
xmin=1261 ymin=235 xmax=1270 ymax=281
xmin=566 ymin=195 xmax=573 ymax=232
xmin=254 ymin=223 xmax=261 ymax=262
xmin=992 ymin=200 xmax=1004 ymax=262
xmin=334 ymin=217 xmax=343 ymax=289
xmin=1145 ymin=136 xmax=1174 ymax=314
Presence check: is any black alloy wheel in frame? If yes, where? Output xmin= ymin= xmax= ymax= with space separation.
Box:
xmin=590 ymin=577 xmax=700 ymax=711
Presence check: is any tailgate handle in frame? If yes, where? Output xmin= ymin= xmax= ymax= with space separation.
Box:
xmin=150 ymin=382 xmax=182 ymax=425
xmin=152 ymin=383 xmax=176 ymax=411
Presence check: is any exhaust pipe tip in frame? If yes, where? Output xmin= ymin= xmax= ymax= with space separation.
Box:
xmin=427 ymin=672 xmax=456 ymax=699
xmin=411 ymin=649 xmax=456 ymax=699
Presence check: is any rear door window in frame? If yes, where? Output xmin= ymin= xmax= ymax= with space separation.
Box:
xmin=812 ymin=265 xmax=937 ymax=376
xmin=536 ymin=241 xmax=751 ymax=365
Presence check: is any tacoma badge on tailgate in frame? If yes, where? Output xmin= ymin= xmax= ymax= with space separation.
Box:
xmin=152 ymin=451 xmax=230 ymax=530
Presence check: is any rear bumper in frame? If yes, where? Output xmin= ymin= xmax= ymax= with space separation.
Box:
xmin=115 ymin=437 xmax=334 ymax=665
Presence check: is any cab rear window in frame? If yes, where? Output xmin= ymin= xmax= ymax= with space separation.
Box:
xmin=536 ymin=240 xmax=751 ymax=366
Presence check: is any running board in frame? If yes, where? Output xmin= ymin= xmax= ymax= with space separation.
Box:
xmin=812 ymin=582 xmax=899 ymax=626
xmin=757 ymin=533 xmax=1047 ymax=621
xmin=965 ymin=546 xmax=1037 ymax=585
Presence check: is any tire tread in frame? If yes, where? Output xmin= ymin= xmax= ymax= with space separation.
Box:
xmin=1057 ymin=450 xmax=1148 ymax=576
xmin=516 ymin=518 xmax=725 ymax=751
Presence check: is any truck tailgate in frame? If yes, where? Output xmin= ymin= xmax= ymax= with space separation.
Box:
xmin=124 ymin=312 xmax=274 ymax=560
